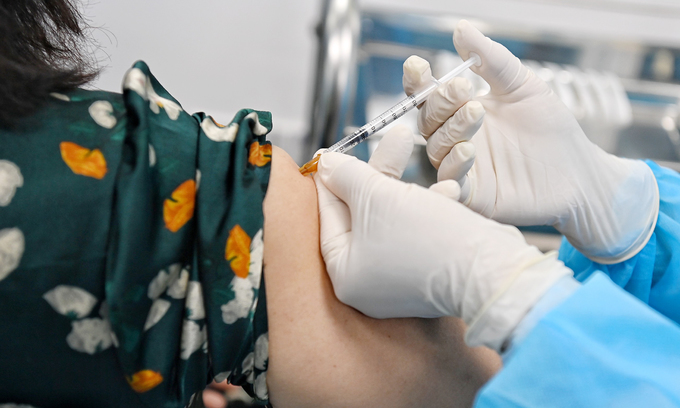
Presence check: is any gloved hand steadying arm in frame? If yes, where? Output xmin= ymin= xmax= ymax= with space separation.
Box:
xmin=313 ymin=135 xmax=572 ymax=351
xmin=403 ymin=20 xmax=659 ymax=264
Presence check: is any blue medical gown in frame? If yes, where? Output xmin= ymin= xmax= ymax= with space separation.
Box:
xmin=558 ymin=160 xmax=680 ymax=324
xmin=474 ymin=161 xmax=680 ymax=407
xmin=474 ymin=273 xmax=680 ymax=407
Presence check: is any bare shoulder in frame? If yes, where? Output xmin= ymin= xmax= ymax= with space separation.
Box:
xmin=263 ymin=146 xmax=501 ymax=408
xmin=264 ymin=146 xmax=319 ymax=249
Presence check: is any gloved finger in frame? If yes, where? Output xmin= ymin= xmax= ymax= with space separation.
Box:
xmin=459 ymin=174 xmax=475 ymax=205
xmin=453 ymin=19 xmax=530 ymax=96
xmin=317 ymin=152 xmax=384 ymax=212
xmin=437 ymin=141 xmax=476 ymax=183
xmin=426 ymin=101 xmax=484 ymax=168
xmin=403 ymin=55 xmax=434 ymax=97
xmin=404 ymin=57 xmax=475 ymax=139
xmin=429 ymin=179 xmax=461 ymax=201
xmin=368 ymin=124 xmax=414 ymax=179
xmin=417 ymin=77 xmax=474 ymax=139
xmin=313 ymin=170 xmax=351 ymax=266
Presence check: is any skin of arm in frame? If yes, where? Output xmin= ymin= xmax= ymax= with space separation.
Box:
xmin=262 ymin=146 xmax=502 ymax=408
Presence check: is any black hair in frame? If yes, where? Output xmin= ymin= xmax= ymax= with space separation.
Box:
xmin=0 ymin=0 xmax=99 ymax=127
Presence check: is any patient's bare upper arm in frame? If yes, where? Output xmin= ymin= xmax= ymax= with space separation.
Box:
xmin=263 ymin=146 xmax=501 ymax=408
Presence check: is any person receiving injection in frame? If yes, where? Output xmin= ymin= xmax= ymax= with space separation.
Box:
xmin=313 ymin=20 xmax=680 ymax=406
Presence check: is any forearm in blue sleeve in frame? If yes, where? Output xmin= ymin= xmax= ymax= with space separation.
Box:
xmin=558 ymin=160 xmax=680 ymax=324
xmin=474 ymin=272 xmax=680 ymax=408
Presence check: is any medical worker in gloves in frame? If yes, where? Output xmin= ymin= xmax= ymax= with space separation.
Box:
xmin=313 ymin=20 xmax=680 ymax=406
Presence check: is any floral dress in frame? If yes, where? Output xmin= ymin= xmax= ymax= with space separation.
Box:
xmin=0 ymin=61 xmax=271 ymax=408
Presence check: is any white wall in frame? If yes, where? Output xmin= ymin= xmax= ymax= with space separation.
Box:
xmin=87 ymin=0 xmax=321 ymax=155
xmin=87 ymin=0 xmax=680 ymax=161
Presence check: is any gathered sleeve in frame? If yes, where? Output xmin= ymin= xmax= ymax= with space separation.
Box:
xmin=0 ymin=60 xmax=272 ymax=408
xmin=105 ymin=61 xmax=272 ymax=406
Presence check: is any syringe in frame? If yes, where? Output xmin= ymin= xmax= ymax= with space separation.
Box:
xmin=299 ymin=53 xmax=481 ymax=175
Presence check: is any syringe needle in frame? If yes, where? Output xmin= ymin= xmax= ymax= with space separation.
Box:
xmin=300 ymin=53 xmax=481 ymax=175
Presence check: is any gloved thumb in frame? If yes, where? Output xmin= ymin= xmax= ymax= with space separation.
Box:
xmin=315 ymin=153 xmax=388 ymax=286
xmin=317 ymin=152 xmax=382 ymax=209
xmin=403 ymin=55 xmax=434 ymax=97
xmin=314 ymin=169 xmax=351 ymax=273
xmin=368 ymin=124 xmax=414 ymax=179
xmin=453 ymin=19 xmax=530 ymax=95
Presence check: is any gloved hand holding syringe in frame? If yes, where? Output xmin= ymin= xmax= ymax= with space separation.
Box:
xmin=299 ymin=53 xmax=482 ymax=175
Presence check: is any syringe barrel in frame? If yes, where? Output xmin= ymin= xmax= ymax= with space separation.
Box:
xmin=329 ymin=83 xmax=438 ymax=154
xmin=326 ymin=55 xmax=479 ymax=156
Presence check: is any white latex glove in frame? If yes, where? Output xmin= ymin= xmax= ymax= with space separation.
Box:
xmin=366 ymin=125 xmax=415 ymax=179
xmin=313 ymin=150 xmax=573 ymax=351
xmin=403 ymin=20 xmax=659 ymax=264
xmin=321 ymin=124 xmax=462 ymax=199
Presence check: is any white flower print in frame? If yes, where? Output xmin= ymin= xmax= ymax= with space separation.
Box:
xmin=248 ymin=229 xmax=264 ymax=287
xmin=167 ymin=267 xmax=190 ymax=299
xmin=149 ymin=144 xmax=156 ymax=167
xmin=180 ymin=319 xmax=207 ymax=360
xmin=43 ymin=285 xmax=97 ymax=319
xmin=0 ymin=160 xmax=23 ymax=207
xmin=123 ymin=67 xmax=183 ymax=120
xmin=185 ymin=393 xmax=197 ymax=408
xmin=66 ymin=317 xmax=114 ymax=354
xmin=88 ymin=100 xmax=117 ymax=129
xmin=0 ymin=228 xmax=24 ymax=282
xmin=254 ymin=372 xmax=268 ymax=400
xmin=147 ymin=263 xmax=182 ymax=300
xmin=144 ymin=298 xmax=171 ymax=331
xmin=98 ymin=302 xmax=118 ymax=347
xmin=195 ymin=169 xmax=201 ymax=191
xmin=214 ymin=371 xmax=231 ymax=383
xmin=166 ymin=263 xmax=183 ymax=284
xmin=123 ymin=68 xmax=151 ymax=101
xmin=244 ymin=111 xmax=268 ymax=136
xmin=220 ymin=229 xmax=264 ymax=324
xmin=50 ymin=92 xmax=70 ymax=101
xmin=201 ymin=117 xmax=238 ymax=143
xmin=110 ymin=331 xmax=119 ymax=348
xmin=242 ymin=352 xmax=254 ymax=383
xmin=250 ymin=296 xmax=259 ymax=319
xmin=254 ymin=333 xmax=269 ymax=370
xmin=185 ymin=281 xmax=205 ymax=320
xmin=148 ymin=96 xmax=182 ymax=120
xmin=220 ymin=276 xmax=254 ymax=324
xmin=147 ymin=270 xmax=170 ymax=300
xmin=99 ymin=301 xmax=109 ymax=319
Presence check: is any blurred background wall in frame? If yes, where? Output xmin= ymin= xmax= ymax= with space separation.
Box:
xmin=87 ymin=0 xmax=321 ymax=155
xmin=87 ymin=0 xmax=680 ymax=162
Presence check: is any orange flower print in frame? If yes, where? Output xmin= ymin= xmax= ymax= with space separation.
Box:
xmin=163 ymin=180 xmax=196 ymax=232
xmin=60 ymin=142 xmax=107 ymax=179
xmin=225 ymin=225 xmax=251 ymax=278
xmin=127 ymin=369 xmax=163 ymax=393
xmin=248 ymin=141 xmax=272 ymax=167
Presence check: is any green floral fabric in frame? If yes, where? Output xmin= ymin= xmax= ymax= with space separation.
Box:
xmin=0 ymin=61 xmax=272 ymax=407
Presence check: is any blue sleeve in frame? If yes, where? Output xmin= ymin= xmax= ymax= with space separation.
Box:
xmin=558 ymin=160 xmax=680 ymax=324
xmin=474 ymin=272 xmax=680 ymax=408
